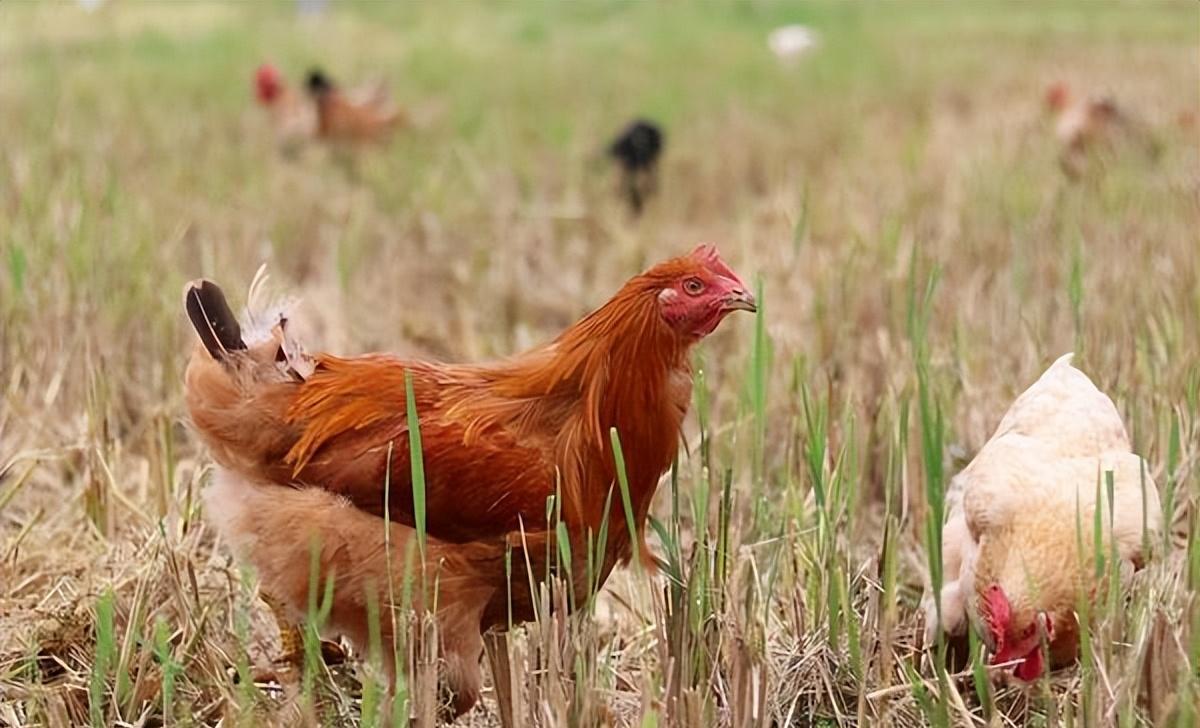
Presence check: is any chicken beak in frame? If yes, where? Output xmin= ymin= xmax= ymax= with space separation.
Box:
xmin=723 ymin=288 xmax=757 ymax=313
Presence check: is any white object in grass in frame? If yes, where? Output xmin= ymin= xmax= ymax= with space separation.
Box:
xmin=768 ymin=25 xmax=819 ymax=64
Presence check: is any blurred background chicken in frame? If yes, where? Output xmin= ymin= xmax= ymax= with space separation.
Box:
xmin=767 ymin=24 xmax=819 ymax=65
xmin=924 ymin=354 xmax=1161 ymax=681
xmin=1044 ymin=81 xmax=1160 ymax=178
xmin=608 ymin=118 xmax=664 ymax=216
xmin=253 ymin=63 xmax=405 ymax=149
xmin=182 ymin=247 xmax=755 ymax=715
xmin=306 ymin=67 xmax=405 ymax=143
xmin=253 ymin=63 xmax=317 ymax=151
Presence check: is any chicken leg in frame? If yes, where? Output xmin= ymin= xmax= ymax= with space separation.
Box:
xmin=253 ymin=592 xmax=346 ymax=686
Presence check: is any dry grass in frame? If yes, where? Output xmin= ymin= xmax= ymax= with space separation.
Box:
xmin=1 ymin=1 xmax=1198 ymax=726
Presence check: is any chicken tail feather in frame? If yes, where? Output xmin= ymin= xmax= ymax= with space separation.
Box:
xmin=185 ymin=280 xmax=247 ymax=361
xmin=183 ymin=276 xmax=306 ymax=479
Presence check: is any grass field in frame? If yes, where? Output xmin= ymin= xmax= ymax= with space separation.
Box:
xmin=1 ymin=1 xmax=1199 ymax=726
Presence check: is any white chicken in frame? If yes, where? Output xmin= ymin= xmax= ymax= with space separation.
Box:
xmin=767 ymin=25 xmax=820 ymax=65
xmin=924 ymin=353 xmax=1161 ymax=680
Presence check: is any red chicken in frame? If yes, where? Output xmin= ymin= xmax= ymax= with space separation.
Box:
xmin=183 ymin=246 xmax=755 ymax=715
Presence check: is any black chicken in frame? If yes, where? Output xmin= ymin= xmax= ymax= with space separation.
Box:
xmin=608 ymin=119 xmax=664 ymax=216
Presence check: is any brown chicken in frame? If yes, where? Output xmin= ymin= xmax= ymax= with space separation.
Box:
xmin=306 ymin=68 xmax=405 ymax=143
xmin=1044 ymin=82 xmax=1159 ymax=178
xmin=183 ymin=246 xmax=755 ymax=715
xmin=924 ymin=354 xmax=1161 ymax=681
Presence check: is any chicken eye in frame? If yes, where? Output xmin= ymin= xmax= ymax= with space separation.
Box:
xmin=683 ymin=278 xmax=705 ymax=295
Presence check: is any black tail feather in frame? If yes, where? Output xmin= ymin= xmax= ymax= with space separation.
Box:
xmin=306 ymin=68 xmax=334 ymax=96
xmin=185 ymin=280 xmax=247 ymax=360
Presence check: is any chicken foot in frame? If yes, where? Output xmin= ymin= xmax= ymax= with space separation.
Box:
xmin=252 ymin=592 xmax=346 ymax=686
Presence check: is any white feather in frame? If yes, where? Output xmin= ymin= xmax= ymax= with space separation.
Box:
xmin=237 ymin=263 xmax=312 ymax=378
xmin=240 ymin=263 xmax=298 ymax=347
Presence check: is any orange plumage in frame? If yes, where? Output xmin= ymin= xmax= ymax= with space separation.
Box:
xmin=183 ymin=246 xmax=755 ymax=715
xmin=306 ymin=69 xmax=405 ymax=143
xmin=252 ymin=64 xmax=404 ymax=148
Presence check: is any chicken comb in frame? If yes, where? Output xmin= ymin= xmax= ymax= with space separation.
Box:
xmin=981 ymin=584 xmax=1012 ymax=644
xmin=254 ymin=64 xmax=284 ymax=103
xmin=1044 ymin=81 xmax=1071 ymax=110
xmin=689 ymin=244 xmax=743 ymax=284
xmin=256 ymin=64 xmax=280 ymax=85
